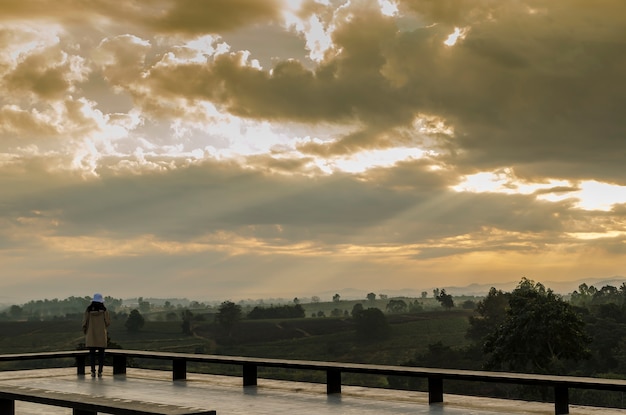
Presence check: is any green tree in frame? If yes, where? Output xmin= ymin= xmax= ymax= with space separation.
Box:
xmin=435 ymin=289 xmax=454 ymax=309
xmin=386 ymin=299 xmax=408 ymax=314
xmin=9 ymin=305 xmax=23 ymax=320
xmin=332 ymin=293 xmax=341 ymax=302
xmin=466 ymin=287 xmax=510 ymax=344
xmin=461 ymin=300 xmax=476 ymax=309
xmin=138 ymin=297 xmax=151 ymax=314
xmin=484 ymin=278 xmax=591 ymax=374
xmin=354 ymin=307 xmax=390 ymax=341
xmin=408 ymin=300 xmax=423 ymax=313
xmin=181 ymin=309 xmax=194 ymax=335
xmin=125 ymin=309 xmax=145 ymax=333
xmin=351 ymin=303 xmax=364 ymax=317
xmin=330 ymin=308 xmax=343 ymax=317
xmin=216 ymin=301 xmax=242 ymax=336
xmin=366 ymin=292 xmax=376 ymax=302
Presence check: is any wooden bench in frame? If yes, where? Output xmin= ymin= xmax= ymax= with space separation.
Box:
xmin=0 ymin=384 xmax=216 ymax=415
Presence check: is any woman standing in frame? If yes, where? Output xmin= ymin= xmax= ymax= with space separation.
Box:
xmin=82 ymin=293 xmax=111 ymax=377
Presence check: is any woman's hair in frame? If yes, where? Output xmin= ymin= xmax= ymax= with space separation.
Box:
xmin=87 ymin=301 xmax=107 ymax=312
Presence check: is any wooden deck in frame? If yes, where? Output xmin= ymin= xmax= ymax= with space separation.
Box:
xmin=0 ymin=367 xmax=624 ymax=415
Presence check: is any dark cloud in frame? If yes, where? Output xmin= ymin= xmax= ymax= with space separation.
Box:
xmin=150 ymin=0 xmax=283 ymax=34
xmin=0 ymin=158 xmax=612 ymax=249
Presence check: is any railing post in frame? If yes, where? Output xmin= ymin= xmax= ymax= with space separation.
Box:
xmin=327 ymin=369 xmax=341 ymax=394
xmin=554 ymin=385 xmax=569 ymax=415
xmin=112 ymin=354 xmax=127 ymax=375
xmin=0 ymin=398 xmax=15 ymax=415
xmin=428 ymin=376 xmax=444 ymax=404
xmin=243 ymin=363 xmax=257 ymax=386
xmin=76 ymin=354 xmax=86 ymax=376
xmin=173 ymin=358 xmax=187 ymax=380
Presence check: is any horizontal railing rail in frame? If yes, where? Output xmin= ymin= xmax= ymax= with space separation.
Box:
xmin=0 ymin=350 xmax=88 ymax=375
xmin=2 ymin=349 xmax=626 ymax=415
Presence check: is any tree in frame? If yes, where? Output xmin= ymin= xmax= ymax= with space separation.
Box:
xmin=466 ymin=287 xmax=510 ymax=344
xmin=461 ymin=300 xmax=476 ymax=309
xmin=330 ymin=308 xmax=343 ymax=317
xmin=138 ymin=297 xmax=151 ymax=314
xmin=351 ymin=303 xmax=364 ymax=317
xmin=484 ymin=278 xmax=591 ymax=374
xmin=408 ymin=300 xmax=423 ymax=313
xmin=386 ymin=299 xmax=408 ymax=314
xmin=366 ymin=293 xmax=376 ymax=301
xmin=435 ymin=289 xmax=454 ymax=309
xmin=247 ymin=304 xmax=305 ymax=319
xmin=216 ymin=301 xmax=242 ymax=336
xmin=125 ymin=309 xmax=145 ymax=333
xmin=332 ymin=293 xmax=341 ymax=302
xmin=181 ymin=309 xmax=193 ymax=335
xmin=354 ymin=307 xmax=390 ymax=341
xmin=8 ymin=305 xmax=23 ymax=320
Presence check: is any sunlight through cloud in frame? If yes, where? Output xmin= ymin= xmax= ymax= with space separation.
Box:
xmin=444 ymin=27 xmax=469 ymax=46
xmin=454 ymin=172 xmax=626 ymax=212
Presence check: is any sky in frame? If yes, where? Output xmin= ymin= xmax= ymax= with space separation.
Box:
xmin=1 ymin=0 xmax=625 ymax=303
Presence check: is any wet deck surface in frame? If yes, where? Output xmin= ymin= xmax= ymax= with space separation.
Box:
xmin=0 ymin=367 xmax=622 ymax=414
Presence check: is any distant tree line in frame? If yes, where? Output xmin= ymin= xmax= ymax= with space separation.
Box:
xmin=0 ymin=296 xmax=123 ymax=321
xmin=247 ymin=304 xmax=305 ymax=319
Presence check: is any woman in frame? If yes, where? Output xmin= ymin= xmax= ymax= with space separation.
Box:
xmin=82 ymin=293 xmax=111 ymax=377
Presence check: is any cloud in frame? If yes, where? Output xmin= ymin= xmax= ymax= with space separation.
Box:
xmin=1 ymin=0 xmax=625 ymax=301
xmin=149 ymin=0 xmax=283 ymax=34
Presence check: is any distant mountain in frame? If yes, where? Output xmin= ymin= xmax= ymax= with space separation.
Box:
xmin=321 ymin=276 xmax=626 ymax=301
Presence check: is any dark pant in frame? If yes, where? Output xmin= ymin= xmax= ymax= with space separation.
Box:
xmin=89 ymin=347 xmax=105 ymax=373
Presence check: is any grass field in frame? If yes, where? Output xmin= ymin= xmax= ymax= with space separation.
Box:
xmin=0 ymin=308 xmax=472 ymax=368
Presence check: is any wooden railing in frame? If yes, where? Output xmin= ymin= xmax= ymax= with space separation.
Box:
xmin=2 ymin=350 xmax=626 ymax=415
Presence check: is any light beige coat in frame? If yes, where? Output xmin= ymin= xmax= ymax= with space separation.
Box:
xmin=82 ymin=309 xmax=111 ymax=348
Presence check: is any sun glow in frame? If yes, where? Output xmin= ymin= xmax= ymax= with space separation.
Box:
xmin=453 ymin=172 xmax=626 ymax=211
xmin=444 ymin=27 xmax=469 ymax=46
xmin=378 ymin=0 xmax=399 ymax=17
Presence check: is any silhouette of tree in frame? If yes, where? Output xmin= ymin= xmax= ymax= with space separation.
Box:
xmin=351 ymin=303 xmax=364 ymax=317
xmin=435 ymin=289 xmax=454 ymax=309
xmin=125 ymin=309 xmax=144 ymax=333
xmin=386 ymin=299 xmax=408 ymax=313
xmin=484 ymin=278 xmax=591 ymax=374
xmin=466 ymin=287 xmax=510 ymax=344
xmin=181 ymin=309 xmax=193 ymax=335
xmin=216 ymin=301 xmax=242 ymax=336
xmin=355 ymin=308 xmax=390 ymax=341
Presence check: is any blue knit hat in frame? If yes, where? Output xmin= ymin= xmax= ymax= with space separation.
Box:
xmin=92 ymin=293 xmax=104 ymax=303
